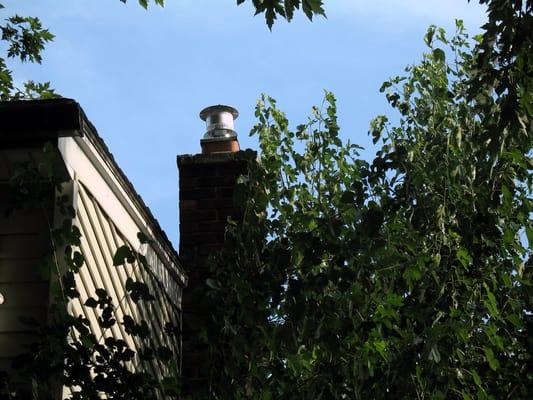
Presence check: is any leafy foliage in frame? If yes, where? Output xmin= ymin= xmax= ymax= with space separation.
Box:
xmin=236 ymin=0 xmax=325 ymax=29
xmin=0 ymin=0 xmax=167 ymax=100
xmin=205 ymin=22 xmax=532 ymax=399
xmin=0 ymin=4 xmax=57 ymax=100
xmin=468 ymin=0 xmax=532 ymax=142
xmin=119 ymin=0 xmax=165 ymax=10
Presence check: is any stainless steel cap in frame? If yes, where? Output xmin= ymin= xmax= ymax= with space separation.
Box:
xmin=199 ymin=105 xmax=239 ymax=141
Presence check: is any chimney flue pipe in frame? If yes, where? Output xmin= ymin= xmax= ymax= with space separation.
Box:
xmin=199 ymin=105 xmax=240 ymax=154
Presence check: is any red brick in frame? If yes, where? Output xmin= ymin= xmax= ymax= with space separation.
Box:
xmin=180 ymin=200 xmax=199 ymax=210
xmin=197 ymin=244 xmax=223 ymax=256
xmin=180 ymin=232 xmax=224 ymax=246
xmin=180 ymin=221 xmax=200 ymax=234
xmin=197 ymin=175 xmax=238 ymax=188
xmin=180 ymin=209 xmax=217 ymax=222
xmin=199 ymin=198 xmax=234 ymax=209
xmin=198 ymin=220 xmax=227 ymax=232
xmin=215 ymin=187 xmax=234 ymax=198
xmin=217 ymin=162 xmax=247 ymax=176
xmin=180 ymin=176 xmax=200 ymax=189
xmin=180 ymin=188 xmax=216 ymax=200
xmin=179 ymin=164 xmax=217 ymax=178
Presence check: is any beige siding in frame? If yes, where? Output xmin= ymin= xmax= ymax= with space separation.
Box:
xmin=1 ymin=139 xmax=184 ymax=398
xmin=66 ymin=183 xmax=181 ymax=396
xmin=0 ymin=149 xmax=53 ymax=376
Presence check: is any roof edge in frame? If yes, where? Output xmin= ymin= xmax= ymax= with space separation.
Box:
xmin=0 ymin=98 xmax=187 ymax=285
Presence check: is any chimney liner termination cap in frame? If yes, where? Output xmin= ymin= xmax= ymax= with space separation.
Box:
xmin=200 ymin=104 xmax=239 ymax=142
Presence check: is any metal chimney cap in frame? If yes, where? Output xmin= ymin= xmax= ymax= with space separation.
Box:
xmin=199 ymin=105 xmax=239 ymax=121
xmin=200 ymin=104 xmax=239 ymax=142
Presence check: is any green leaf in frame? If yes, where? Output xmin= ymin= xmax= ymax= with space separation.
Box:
xmin=137 ymin=231 xmax=151 ymax=244
xmin=95 ymin=288 xmax=107 ymax=299
xmin=85 ymin=297 xmax=98 ymax=308
xmin=424 ymin=25 xmax=436 ymax=46
xmin=340 ymin=190 xmax=355 ymax=204
xmin=483 ymin=347 xmax=500 ymax=371
xmin=526 ymin=227 xmax=533 ymax=248
xmin=456 ymin=248 xmax=472 ymax=268
xmin=428 ymin=345 xmax=441 ymax=363
xmin=72 ymin=251 xmax=84 ymax=269
xmin=470 ymin=369 xmax=482 ymax=387
xmin=483 ymin=283 xmax=499 ymax=317
xmin=233 ymin=182 xmax=247 ymax=206
xmin=303 ymin=0 xmax=325 ymax=18
xmin=432 ymin=48 xmax=446 ymax=62
xmin=113 ymin=245 xmax=135 ymax=266
xmin=206 ymin=278 xmax=220 ymax=290
xmin=373 ymin=339 xmax=387 ymax=358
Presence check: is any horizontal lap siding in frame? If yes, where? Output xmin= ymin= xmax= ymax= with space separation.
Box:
xmin=0 ymin=258 xmax=48 ymax=282
xmin=0 ymin=308 xmax=46 ymax=332
xmin=0 ymin=149 xmax=53 ymax=376
xmin=0 ymin=282 xmax=48 ymax=308
xmin=0 ymin=333 xmax=41 ymax=357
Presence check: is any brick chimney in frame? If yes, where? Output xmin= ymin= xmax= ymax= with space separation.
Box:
xmin=177 ymin=105 xmax=250 ymax=395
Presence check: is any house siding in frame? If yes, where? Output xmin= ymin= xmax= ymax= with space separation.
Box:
xmin=0 ymin=148 xmax=53 ymax=377
xmin=0 ymin=100 xmax=186 ymax=399
xmin=62 ymin=183 xmax=181 ymax=397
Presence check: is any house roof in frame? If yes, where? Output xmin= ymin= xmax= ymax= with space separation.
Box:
xmin=0 ymin=98 xmax=187 ymax=285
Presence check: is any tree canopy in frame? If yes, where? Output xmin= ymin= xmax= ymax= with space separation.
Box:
xmin=0 ymin=2 xmax=56 ymax=99
xmin=204 ymin=21 xmax=532 ymax=399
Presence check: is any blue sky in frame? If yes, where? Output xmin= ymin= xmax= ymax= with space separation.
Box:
xmin=5 ymin=0 xmax=486 ymax=247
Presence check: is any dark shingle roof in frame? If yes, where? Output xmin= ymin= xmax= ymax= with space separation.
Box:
xmin=0 ymin=98 xmax=187 ymax=285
